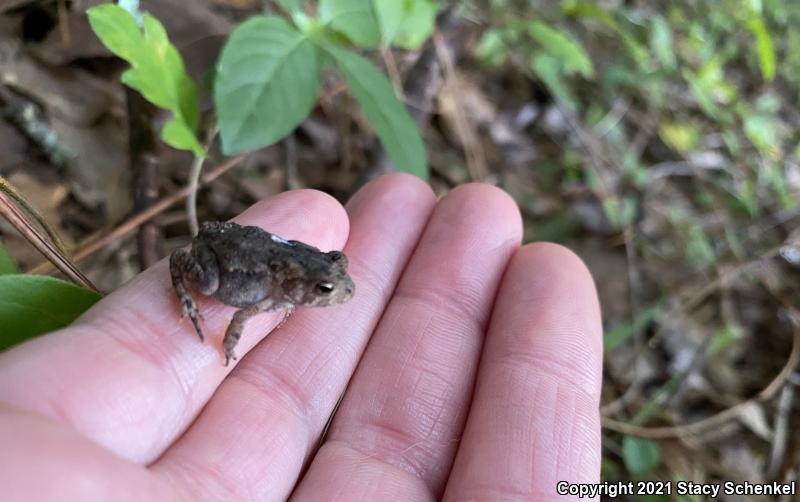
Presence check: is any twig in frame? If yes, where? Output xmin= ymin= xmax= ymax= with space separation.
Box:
xmin=0 ymin=175 xmax=68 ymax=254
xmin=433 ymin=30 xmax=488 ymax=181
xmin=136 ymin=154 xmax=160 ymax=268
xmin=594 ymin=98 xmax=630 ymax=138
xmin=57 ymin=0 xmax=70 ymax=48
xmin=678 ymin=243 xmax=785 ymax=314
xmin=0 ymin=177 xmax=96 ymax=290
xmin=29 ymin=154 xmax=247 ymax=275
xmin=382 ymin=48 xmax=405 ymax=98
xmin=602 ymin=329 xmax=800 ymax=439
xmin=767 ymin=383 xmax=795 ymax=480
xmin=601 ymin=226 xmax=646 ymax=416
xmin=127 ymin=88 xmax=160 ymax=269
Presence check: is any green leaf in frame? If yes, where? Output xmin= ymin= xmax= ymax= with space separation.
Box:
xmin=87 ymin=5 xmax=204 ymax=157
xmin=475 ymin=29 xmax=508 ymax=67
xmin=650 ymin=16 xmax=676 ymax=70
xmin=215 ymin=16 xmax=320 ymax=154
xmin=0 ymin=275 xmax=102 ymax=350
xmin=529 ymin=53 xmax=579 ymax=111
xmin=320 ymin=0 xmax=381 ymax=48
xmin=162 ymin=119 xmax=204 ymax=153
xmin=709 ymin=321 xmax=744 ymax=356
xmin=743 ymin=113 xmax=780 ymax=158
xmin=528 ymin=21 xmax=593 ymax=78
xmin=322 ymin=44 xmax=427 ymax=179
xmin=604 ymin=305 xmax=660 ymax=351
xmin=659 ymin=121 xmax=700 ymax=153
xmin=0 ymin=241 xmax=17 ymax=275
xmin=622 ymin=436 xmax=660 ymax=476
xmin=686 ymin=221 xmax=716 ymax=269
xmin=747 ymin=16 xmax=776 ymax=81
xmin=373 ymin=0 xmax=438 ymax=49
xmin=601 ymin=195 xmax=637 ymax=228
xmin=681 ymin=57 xmax=736 ymax=122
xmin=562 ymin=2 xmax=650 ymax=71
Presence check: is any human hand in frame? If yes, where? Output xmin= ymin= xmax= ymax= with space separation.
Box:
xmin=0 ymin=174 xmax=602 ymax=501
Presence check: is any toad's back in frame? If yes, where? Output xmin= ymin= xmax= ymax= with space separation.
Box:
xmin=197 ymin=221 xmax=282 ymax=273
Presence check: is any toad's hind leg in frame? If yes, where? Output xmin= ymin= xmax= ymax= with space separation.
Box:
xmin=222 ymin=298 xmax=283 ymax=366
xmin=169 ymin=245 xmax=219 ymax=342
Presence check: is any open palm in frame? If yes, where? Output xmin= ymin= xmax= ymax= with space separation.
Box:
xmin=0 ymin=174 xmax=602 ymax=501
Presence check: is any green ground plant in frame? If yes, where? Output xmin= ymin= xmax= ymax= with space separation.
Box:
xmin=87 ymin=0 xmax=437 ymax=179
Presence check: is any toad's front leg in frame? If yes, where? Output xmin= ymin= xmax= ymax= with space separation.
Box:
xmin=222 ymin=298 xmax=287 ymax=366
xmin=169 ymin=244 xmax=220 ymax=342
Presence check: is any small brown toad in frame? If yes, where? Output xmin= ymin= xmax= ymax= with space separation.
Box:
xmin=169 ymin=221 xmax=354 ymax=365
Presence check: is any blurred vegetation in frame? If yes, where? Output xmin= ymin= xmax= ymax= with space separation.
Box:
xmin=467 ymin=0 xmax=799 ymax=493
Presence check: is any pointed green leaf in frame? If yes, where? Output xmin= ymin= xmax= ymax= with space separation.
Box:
xmin=87 ymin=4 xmax=204 ymax=156
xmin=527 ymin=21 xmax=593 ymax=78
xmin=322 ymin=44 xmax=427 ymax=179
xmin=162 ymin=119 xmax=205 ymax=157
xmin=0 ymin=275 xmax=102 ymax=350
xmin=373 ymin=0 xmax=438 ymax=49
xmin=650 ymin=16 xmax=676 ymax=69
xmin=320 ymin=0 xmax=381 ymax=48
xmin=530 ymin=53 xmax=578 ymax=111
xmin=747 ymin=16 xmax=775 ymax=81
xmin=622 ymin=436 xmax=661 ymax=476
xmin=215 ymin=16 xmax=320 ymax=154
xmin=86 ymin=4 xmax=142 ymax=60
xmin=0 ymin=241 xmax=17 ymax=275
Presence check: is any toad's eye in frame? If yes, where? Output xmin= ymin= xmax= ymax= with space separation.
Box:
xmin=316 ymin=281 xmax=334 ymax=294
xmin=269 ymin=262 xmax=280 ymax=272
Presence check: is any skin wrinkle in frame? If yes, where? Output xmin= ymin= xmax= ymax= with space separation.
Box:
xmin=491 ymin=342 xmax=600 ymax=406
xmin=229 ymin=364 xmax=313 ymax=430
xmin=329 ymin=420 xmax=431 ymax=487
xmin=160 ymin=381 xmax=305 ymax=499
xmin=290 ymin=441 xmax=436 ymax=502
xmin=392 ymin=312 xmax=429 ymax=388
xmin=565 ymin=388 xmax=601 ymax=483
xmin=389 ymin=284 xmax=488 ymax=336
xmin=336 ymin=361 xmax=457 ymax=479
xmin=163 ymin=451 xmax=242 ymax=502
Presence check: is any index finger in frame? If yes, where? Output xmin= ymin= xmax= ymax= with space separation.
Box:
xmin=0 ymin=190 xmax=349 ymax=463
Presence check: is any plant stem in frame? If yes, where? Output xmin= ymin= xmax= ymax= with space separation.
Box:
xmin=186 ymin=127 xmax=218 ymax=237
xmin=186 ymin=153 xmax=205 ymax=237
